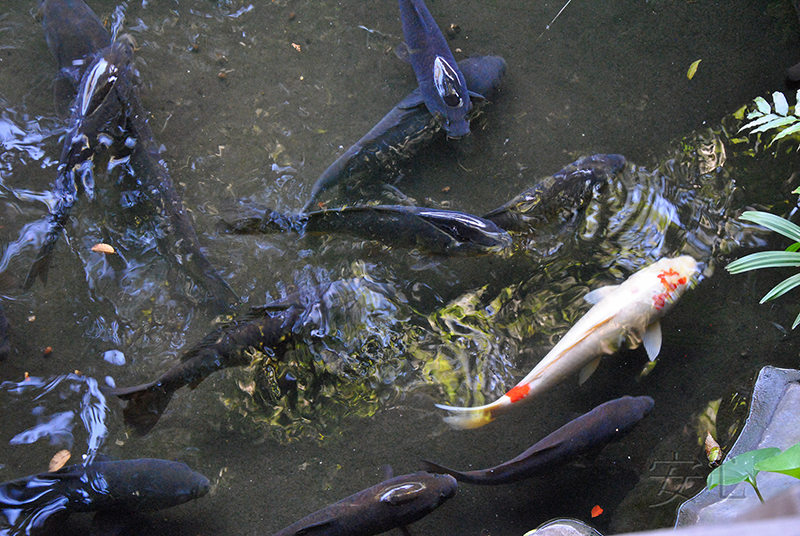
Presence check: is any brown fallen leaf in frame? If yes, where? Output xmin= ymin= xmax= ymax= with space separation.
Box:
xmin=91 ymin=243 xmax=115 ymax=254
xmin=49 ymin=450 xmax=71 ymax=472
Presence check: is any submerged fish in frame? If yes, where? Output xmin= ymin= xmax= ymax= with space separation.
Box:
xmin=436 ymin=256 xmax=699 ymax=429
xmin=226 ymin=204 xmax=513 ymax=256
xmin=398 ymin=0 xmax=478 ymax=138
xmin=26 ymin=14 xmax=238 ymax=309
xmin=422 ymin=395 xmax=654 ymax=484
xmin=302 ymin=55 xmax=506 ymax=212
xmin=483 ymin=154 xmax=628 ymax=233
xmin=24 ymin=40 xmax=137 ymax=291
xmin=272 ymin=471 xmax=457 ymax=536
xmin=39 ymin=0 xmax=112 ymax=115
xmin=0 ymin=458 xmax=209 ymax=535
xmin=106 ymin=279 xmax=392 ymax=435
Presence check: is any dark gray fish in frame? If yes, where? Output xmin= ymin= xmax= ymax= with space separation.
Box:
xmin=398 ymin=0 xmax=477 ymax=138
xmin=39 ymin=0 xmax=112 ymax=115
xmin=272 ymin=471 xmax=457 ymax=536
xmin=302 ymin=56 xmax=506 ymax=213
xmin=105 ymin=279 xmax=388 ymax=435
xmin=421 ymin=395 xmax=654 ymax=485
xmin=483 ymin=154 xmax=628 ymax=233
xmin=226 ymin=204 xmax=513 ymax=257
xmin=0 ymin=458 xmax=209 ymax=535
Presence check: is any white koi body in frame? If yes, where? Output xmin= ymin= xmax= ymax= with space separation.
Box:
xmin=436 ymin=255 xmax=699 ymax=429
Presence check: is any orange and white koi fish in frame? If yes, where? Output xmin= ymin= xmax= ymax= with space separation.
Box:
xmin=435 ymin=255 xmax=699 ymax=429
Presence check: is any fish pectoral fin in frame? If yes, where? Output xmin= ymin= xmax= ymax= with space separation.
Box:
xmin=578 ymin=357 xmax=602 ymax=385
xmin=468 ymin=90 xmax=486 ymax=103
xmin=396 ymin=90 xmax=427 ymax=110
xmin=583 ymin=284 xmax=620 ymax=305
xmin=642 ymin=321 xmax=662 ymax=361
xmin=395 ymin=42 xmax=412 ymax=63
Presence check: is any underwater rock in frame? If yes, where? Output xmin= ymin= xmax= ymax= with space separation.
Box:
xmin=523 ymin=518 xmax=603 ymax=536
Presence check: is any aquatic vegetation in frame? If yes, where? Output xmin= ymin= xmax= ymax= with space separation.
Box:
xmin=726 ymin=210 xmax=800 ymax=328
xmin=737 ymin=90 xmax=800 ymax=147
xmin=706 ymin=442 xmax=800 ymax=503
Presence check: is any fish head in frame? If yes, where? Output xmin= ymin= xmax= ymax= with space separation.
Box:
xmin=431 ymin=56 xmax=472 ymax=138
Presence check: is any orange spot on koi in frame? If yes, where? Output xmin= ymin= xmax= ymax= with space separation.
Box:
xmin=507 ymin=383 xmax=530 ymax=403
xmin=591 ymin=505 xmax=603 ymax=518
xmin=652 ymin=292 xmax=667 ymax=310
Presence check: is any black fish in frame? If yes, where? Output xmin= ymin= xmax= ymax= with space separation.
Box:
xmin=0 ymin=458 xmax=209 ymax=535
xmin=272 ymin=472 xmax=457 ymax=536
xmin=226 ymin=204 xmax=513 ymax=256
xmin=483 ymin=154 xmax=628 ymax=233
xmin=26 ymin=21 xmax=238 ymax=309
xmin=421 ymin=395 xmax=654 ymax=485
xmin=24 ymin=40 xmax=137 ymax=291
xmin=39 ymin=0 xmax=112 ymax=115
xmin=397 ymin=0 xmax=478 ymax=138
xmin=106 ymin=279 xmax=390 ymax=435
xmin=302 ymin=56 xmax=506 ymax=212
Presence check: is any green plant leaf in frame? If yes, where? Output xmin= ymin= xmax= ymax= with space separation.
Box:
xmin=788 ymin=243 xmax=800 ymax=253
xmin=773 ymin=91 xmax=789 ymax=116
xmin=755 ymin=96 xmax=771 ymax=115
xmin=707 ymin=447 xmax=781 ymax=489
xmin=726 ymin=251 xmax=800 ymax=273
xmin=793 ymin=311 xmax=800 ymax=329
xmin=751 ymin=116 xmax=799 ymax=134
xmin=773 ymin=122 xmax=800 ymax=142
xmin=741 ymin=113 xmax=782 ymax=131
xmin=739 ymin=211 xmax=800 ymax=243
xmin=754 ymin=443 xmax=800 ymax=479
xmin=760 ymin=273 xmax=800 ymax=303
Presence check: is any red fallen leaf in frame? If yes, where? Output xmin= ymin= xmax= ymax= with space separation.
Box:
xmin=591 ymin=505 xmax=603 ymax=518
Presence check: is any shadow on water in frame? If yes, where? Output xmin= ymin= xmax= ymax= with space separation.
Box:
xmin=1 ymin=0 xmax=800 ymax=535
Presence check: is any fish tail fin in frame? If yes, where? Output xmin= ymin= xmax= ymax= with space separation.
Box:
xmin=434 ymin=402 xmax=501 ymax=430
xmin=23 ymin=237 xmax=58 ymax=290
xmin=105 ymin=381 xmax=174 ymax=436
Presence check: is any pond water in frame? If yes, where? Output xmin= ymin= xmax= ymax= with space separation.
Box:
xmin=1 ymin=0 xmax=800 ymax=535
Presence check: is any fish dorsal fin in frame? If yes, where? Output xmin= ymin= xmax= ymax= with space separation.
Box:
xmin=379 ymin=482 xmax=426 ymax=505
xmin=584 ymin=285 xmax=619 ymax=305
xmin=578 ymin=357 xmax=602 ymax=385
xmin=642 ymin=321 xmax=662 ymax=361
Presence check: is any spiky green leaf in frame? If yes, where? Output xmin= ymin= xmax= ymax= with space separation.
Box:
xmin=741 ymin=113 xmax=782 ymax=132
xmin=760 ymin=273 xmax=800 ymax=303
xmin=751 ymin=116 xmax=799 ymax=134
xmin=739 ymin=211 xmax=800 ymax=243
xmin=773 ymin=122 xmax=800 ymax=142
xmin=726 ymin=251 xmax=800 ymax=273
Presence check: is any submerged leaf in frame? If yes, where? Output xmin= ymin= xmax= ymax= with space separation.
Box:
xmin=687 ymin=59 xmax=702 ymax=80
xmin=754 ymin=96 xmax=771 ymax=115
xmin=773 ymin=122 xmax=800 ymax=143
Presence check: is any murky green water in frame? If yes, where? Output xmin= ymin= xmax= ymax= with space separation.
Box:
xmin=1 ymin=0 xmax=800 ymax=535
